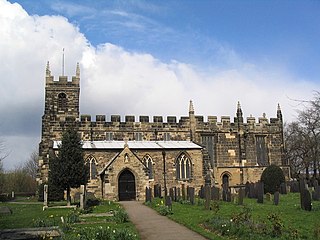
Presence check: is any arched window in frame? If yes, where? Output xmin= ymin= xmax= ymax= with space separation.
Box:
xmin=176 ymin=153 xmax=191 ymax=180
xmin=143 ymin=155 xmax=153 ymax=179
xmin=86 ymin=156 xmax=97 ymax=180
xmin=58 ymin=92 xmax=67 ymax=111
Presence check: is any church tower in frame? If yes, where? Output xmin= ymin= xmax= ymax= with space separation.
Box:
xmin=38 ymin=62 xmax=80 ymax=182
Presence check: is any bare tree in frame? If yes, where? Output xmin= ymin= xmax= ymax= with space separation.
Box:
xmin=23 ymin=150 xmax=38 ymax=180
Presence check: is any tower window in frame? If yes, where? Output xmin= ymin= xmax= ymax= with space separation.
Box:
xmin=86 ymin=156 xmax=97 ymax=180
xmin=58 ymin=92 xmax=67 ymax=111
xmin=143 ymin=155 xmax=153 ymax=179
xmin=176 ymin=153 xmax=192 ymax=180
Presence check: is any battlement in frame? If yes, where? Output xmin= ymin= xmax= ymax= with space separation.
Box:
xmin=45 ymin=61 xmax=80 ymax=86
xmin=78 ymin=113 xmax=280 ymax=127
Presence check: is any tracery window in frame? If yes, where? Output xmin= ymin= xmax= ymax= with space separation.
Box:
xmin=86 ymin=156 xmax=97 ymax=180
xmin=143 ymin=155 xmax=153 ymax=179
xmin=176 ymin=153 xmax=191 ymax=180
xmin=58 ymin=92 xmax=67 ymax=111
xmin=256 ymin=135 xmax=269 ymax=166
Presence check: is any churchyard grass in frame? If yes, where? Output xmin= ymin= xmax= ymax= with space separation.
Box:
xmin=0 ymin=200 xmax=139 ymax=239
xmin=148 ymin=193 xmax=320 ymax=240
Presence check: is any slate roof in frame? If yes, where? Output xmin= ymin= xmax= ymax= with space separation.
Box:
xmin=53 ymin=140 xmax=202 ymax=150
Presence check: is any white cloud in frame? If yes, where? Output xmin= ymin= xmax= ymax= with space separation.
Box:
xmin=0 ymin=0 xmax=316 ymax=169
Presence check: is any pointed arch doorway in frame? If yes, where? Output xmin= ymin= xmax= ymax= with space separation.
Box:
xmin=118 ymin=169 xmax=136 ymax=201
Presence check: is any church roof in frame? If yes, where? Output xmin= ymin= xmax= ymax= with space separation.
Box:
xmin=53 ymin=140 xmax=202 ymax=150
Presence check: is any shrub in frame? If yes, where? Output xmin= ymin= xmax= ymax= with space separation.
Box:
xmin=261 ymin=165 xmax=285 ymax=194
xmin=113 ymin=208 xmax=129 ymax=223
xmin=158 ymin=205 xmax=172 ymax=216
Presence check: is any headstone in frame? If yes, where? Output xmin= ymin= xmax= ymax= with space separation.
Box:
xmin=0 ymin=206 xmax=12 ymax=215
xmin=181 ymin=184 xmax=186 ymax=201
xmin=199 ymin=185 xmax=204 ymax=199
xmin=174 ymin=187 xmax=177 ymax=202
xmin=299 ymin=177 xmax=307 ymax=210
xmin=226 ymin=191 xmax=231 ymax=202
xmin=257 ymin=182 xmax=264 ymax=204
xmin=274 ymin=191 xmax=280 ymax=205
xmin=177 ymin=187 xmax=181 ymax=200
xmin=11 ymin=191 xmax=14 ymax=199
xmin=186 ymin=186 xmax=190 ymax=201
xmin=238 ymin=187 xmax=244 ymax=205
xmin=279 ymin=182 xmax=287 ymax=194
xmin=303 ymin=189 xmax=312 ymax=211
xmin=169 ymin=188 xmax=174 ymax=201
xmin=80 ymin=185 xmax=86 ymax=210
xmin=204 ymin=185 xmax=211 ymax=210
xmin=222 ymin=183 xmax=231 ymax=202
xmin=248 ymin=183 xmax=255 ymax=198
xmin=165 ymin=196 xmax=172 ymax=211
xmin=211 ymin=186 xmax=220 ymax=201
xmin=265 ymin=192 xmax=272 ymax=201
xmin=44 ymin=184 xmax=48 ymax=207
xmin=189 ymin=187 xmax=195 ymax=205
xmin=145 ymin=187 xmax=152 ymax=203
xmin=245 ymin=181 xmax=250 ymax=197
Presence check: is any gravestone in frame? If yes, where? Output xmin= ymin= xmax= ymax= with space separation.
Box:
xmin=177 ymin=187 xmax=181 ymax=200
xmin=248 ymin=183 xmax=255 ymax=198
xmin=11 ymin=191 xmax=14 ymax=199
xmin=169 ymin=188 xmax=174 ymax=201
xmin=257 ymin=182 xmax=264 ymax=204
xmin=145 ymin=187 xmax=152 ymax=203
xmin=189 ymin=187 xmax=195 ymax=205
xmin=154 ymin=184 xmax=162 ymax=198
xmin=265 ymin=192 xmax=272 ymax=201
xmin=44 ymin=184 xmax=48 ymax=207
xmin=204 ymin=185 xmax=211 ymax=210
xmin=211 ymin=186 xmax=220 ymax=201
xmin=181 ymin=184 xmax=186 ymax=200
xmin=173 ymin=187 xmax=177 ymax=202
xmin=280 ymin=182 xmax=287 ymax=194
xmin=0 ymin=206 xmax=12 ymax=215
xmin=80 ymin=185 xmax=86 ymax=210
xmin=274 ymin=191 xmax=280 ymax=205
xmin=199 ymin=185 xmax=204 ymax=199
xmin=303 ymin=189 xmax=312 ymax=211
xmin=238 ymin=188 xmax=244 ymax=205
xmin=165 ymin=196 xmax=172 ymax=211
xmin=245 ymin=182 xmax=250 ymax=197
xmin=186 ymin=186 xmax=190 ymax=201
xmin=299 ymin=177 xmax=307 ymax=210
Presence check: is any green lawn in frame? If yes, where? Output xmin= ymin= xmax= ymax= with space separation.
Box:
xmin=0 ymin=199 xmax=139 ymax=239
xmin=148 ymin=193 xmax=320 ymax=240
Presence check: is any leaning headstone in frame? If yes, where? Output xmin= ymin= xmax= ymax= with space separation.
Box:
xmin=181 ymin=184 xmax=186 ymax=200
xmin=303 ymin=189 xmax=312 ymax=211
xmin=44 ymin=184 xmax=48 ymax=207
xmin=274 ymin=191 xmax=280 ymax=205
xmin=189 ymin=187 xmax=195 ymax=205
xmin=257 ymin=182 xmax=264 ymax=204
xmin=204 ymin=185 xmax=211 ymax=210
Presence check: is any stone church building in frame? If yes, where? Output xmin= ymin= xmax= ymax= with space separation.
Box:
xmin=38 ymin=62 xmax=289 ymax=201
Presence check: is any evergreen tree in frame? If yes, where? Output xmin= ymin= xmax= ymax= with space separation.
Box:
xmin=49 ymin=128 xmax=87 ymax=205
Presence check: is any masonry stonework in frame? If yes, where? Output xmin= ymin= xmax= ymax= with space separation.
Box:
xmin=38 ymin=62 xmax=289 ymax=200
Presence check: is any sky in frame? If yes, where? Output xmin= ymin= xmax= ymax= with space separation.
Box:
xmin=0 ymin=0 xmax=319 ymax=170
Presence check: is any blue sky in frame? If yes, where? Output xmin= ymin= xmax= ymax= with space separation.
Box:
xmin=0 ymin=0 xmax=319 ymax=169
xmin=14 ymin=0 xmax=320 ymax=80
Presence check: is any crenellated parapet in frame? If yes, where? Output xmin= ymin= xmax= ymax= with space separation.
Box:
xmin=45 ymin=61 xmax=80 ymax=86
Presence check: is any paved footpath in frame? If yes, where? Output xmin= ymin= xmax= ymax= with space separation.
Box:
xmin=120 ymin=201 xmax=208 ymax=240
